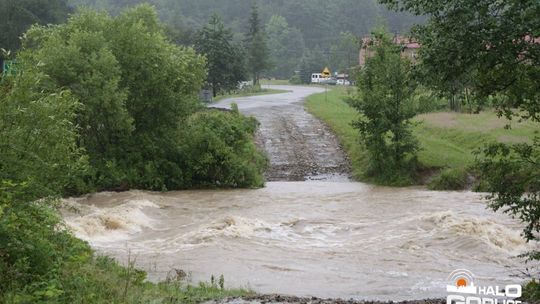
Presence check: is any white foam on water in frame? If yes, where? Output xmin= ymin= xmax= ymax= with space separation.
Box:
xmin=64 ymin=199 xmax=159 ymax=243
xmin=419 ymin=210 xmax=528 ymax=254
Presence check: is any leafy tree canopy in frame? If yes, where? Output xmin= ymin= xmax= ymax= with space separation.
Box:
xmin=349 ymin=30 xmax=419 ymax=185
xmin=380 ymin=0 xmax=540 ymax=121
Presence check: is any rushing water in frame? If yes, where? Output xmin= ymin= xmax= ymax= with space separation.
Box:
xmin=62 ymin=181 xmax=536 ymax=301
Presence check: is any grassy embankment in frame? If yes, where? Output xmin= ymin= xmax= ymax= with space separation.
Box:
xmin=305 ymin=87 xmax=540 ymax=189
xmin=259 ymin=79 xmax=291 ymax=85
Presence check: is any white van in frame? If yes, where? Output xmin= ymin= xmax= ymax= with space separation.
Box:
xmin=311 ymin=73 xmax=323 ymax=83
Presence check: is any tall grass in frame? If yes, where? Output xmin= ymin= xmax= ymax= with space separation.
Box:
xmin=305 ymin=88 xmax=540 ymax=188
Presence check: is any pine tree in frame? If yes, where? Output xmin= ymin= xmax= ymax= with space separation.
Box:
xmin=244 ymin=4 xmax=270 ymax=86
xmin=195 ymin=13 xmax=246 ymax=96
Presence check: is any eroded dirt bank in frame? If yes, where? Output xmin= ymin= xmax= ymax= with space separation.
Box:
xmin=213 ymin=85 xmax=350 ymax=181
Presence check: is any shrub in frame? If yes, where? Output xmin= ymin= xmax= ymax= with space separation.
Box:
xmin=289 ymin=74 xmax=302 ymax=85
xmin=0 ymin=182 xmax=92 ymax=303
xmin=413 ymin=87 xmax=448 ymax=114
xmin=522 ymin=280 xmax=540 ymax=303
xmin=428 ymin=167 xmax=469 ymax=190
xmin=0 ymin=66 xmax=88 ymax=199
xmin=180 ymin=106 xmax=267 ymax=188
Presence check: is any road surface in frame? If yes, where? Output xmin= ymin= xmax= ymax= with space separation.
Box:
xmin=213 ymin=85 xmax=350 ymax=181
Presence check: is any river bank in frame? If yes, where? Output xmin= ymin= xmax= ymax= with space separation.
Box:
xmin=304 ymin=86 xmax=540 ymax=189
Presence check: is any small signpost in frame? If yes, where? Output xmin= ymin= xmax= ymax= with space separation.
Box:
xmin=321 ymin=67 xmax=331 ymax=102
xmin=1 ymin=60 xmax=16 ymax=77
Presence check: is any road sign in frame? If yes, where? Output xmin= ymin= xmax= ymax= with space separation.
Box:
xmin=321 ymin=67 xmax=331 ymax=78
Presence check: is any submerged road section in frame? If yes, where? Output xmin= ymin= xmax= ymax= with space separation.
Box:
xmin=213 ymin=85 xmax=350 ymax=181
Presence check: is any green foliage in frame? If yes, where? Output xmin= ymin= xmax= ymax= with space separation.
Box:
xmin=289 ymin=74 xmax=303 ymax=85
xmin=349 ymin=30 xmax=419 ymax=185
xmin=20 ymin=11 xmax=134 ymax=169
xmin=12 ymin=5 xmax=265 ymax=192
xmin=244 ymin=4 xmax=270 ymax=85
xmin=381 ymin=0 xmax=540 ymax=122
xmin=266 ymin=15 xmax=304 ymax=79
xmin=475 ymin=137 xmax=540 ymax=258
xmin=180 ymin=107 xmax=267 ymax=188
xmin=68 ymin=0 xmax=420 ymax=49
xmin=0 ymin=64 xmax=88 ymax=199
xmin=412 ymin=87 xmax=448 ymax=114
xmin=428 ymin=167 xmax=469 ymax=191
xmin=195 ymin=14 xmax=246 ymax=96
xmin=0 ymin=0 xmax=71 ymax=54
xmin=0 ymin=182 xmax=92 ymax=303
xmin=522 ymin=279 xmax=540 ymax=302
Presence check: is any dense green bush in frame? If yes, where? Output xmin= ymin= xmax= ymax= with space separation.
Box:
xmin=522 ymin=280 xmax=540 ymax=303
xmin=0 ymin=66 xmax=88 ymax=199
xmin=180 ymin=107 xmax=267 ymax=188
xmin=0 ymin=182 xmax=91 ymax=302
xmin=413 ymin=87 xmax=448 ymax=114
xmin=289 ymin=74 xmax=302 ymax=85
xmin=14 ymin=5 xmax=266 ymax=192
xmin=428 ymin=167 xmax=469 ymax=190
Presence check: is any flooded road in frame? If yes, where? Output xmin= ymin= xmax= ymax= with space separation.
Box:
xmin=213 ymin=85 xmax=350 ymax=181
xmin=63 ymin=182 xmax=533 ymax=301
xmin=62 ymin=86 xmax=536 ymax=301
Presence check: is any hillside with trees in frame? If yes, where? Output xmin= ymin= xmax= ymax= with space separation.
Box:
xmin=64 ymin=0 xmax=422 ymax=78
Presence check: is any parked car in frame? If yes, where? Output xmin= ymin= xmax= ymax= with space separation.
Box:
xmin=336 ymin=79 xmax=351 ymax=86
xmin=319 ymin=78 xmax=337 ymax=85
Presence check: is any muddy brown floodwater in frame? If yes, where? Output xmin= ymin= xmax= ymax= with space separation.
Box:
xmin=62 ymin=86 xmax=538 ymax=302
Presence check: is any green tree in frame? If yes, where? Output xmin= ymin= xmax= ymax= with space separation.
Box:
xmin=0 ymin=0 xmax=71 ymax=55
xmin=349 ymin=30 xmax=419 ymax=185
xmin=266 ymin=15 xmax=304 ymax=79
xmin=21 ymin=5 xmax=207 ymax=191
xmin=244 ymin=4 xmax=270 ymax=85
xmin=195 ymin=13 xmax=246 ymax=96
xmin=329 ymin=31 xmax=360 ymax=73
xmin=21 ymin=10 xmax=133 ymax=170
xmin=380 ymin=0 xmax=540 ymax=119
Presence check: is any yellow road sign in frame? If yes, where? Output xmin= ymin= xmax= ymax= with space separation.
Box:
xmin=322 ymin=67 xmax=331 ymax=78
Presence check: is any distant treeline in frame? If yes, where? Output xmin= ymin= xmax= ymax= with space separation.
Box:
xmin=66 ymin=0 xmax=422 ymax=78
